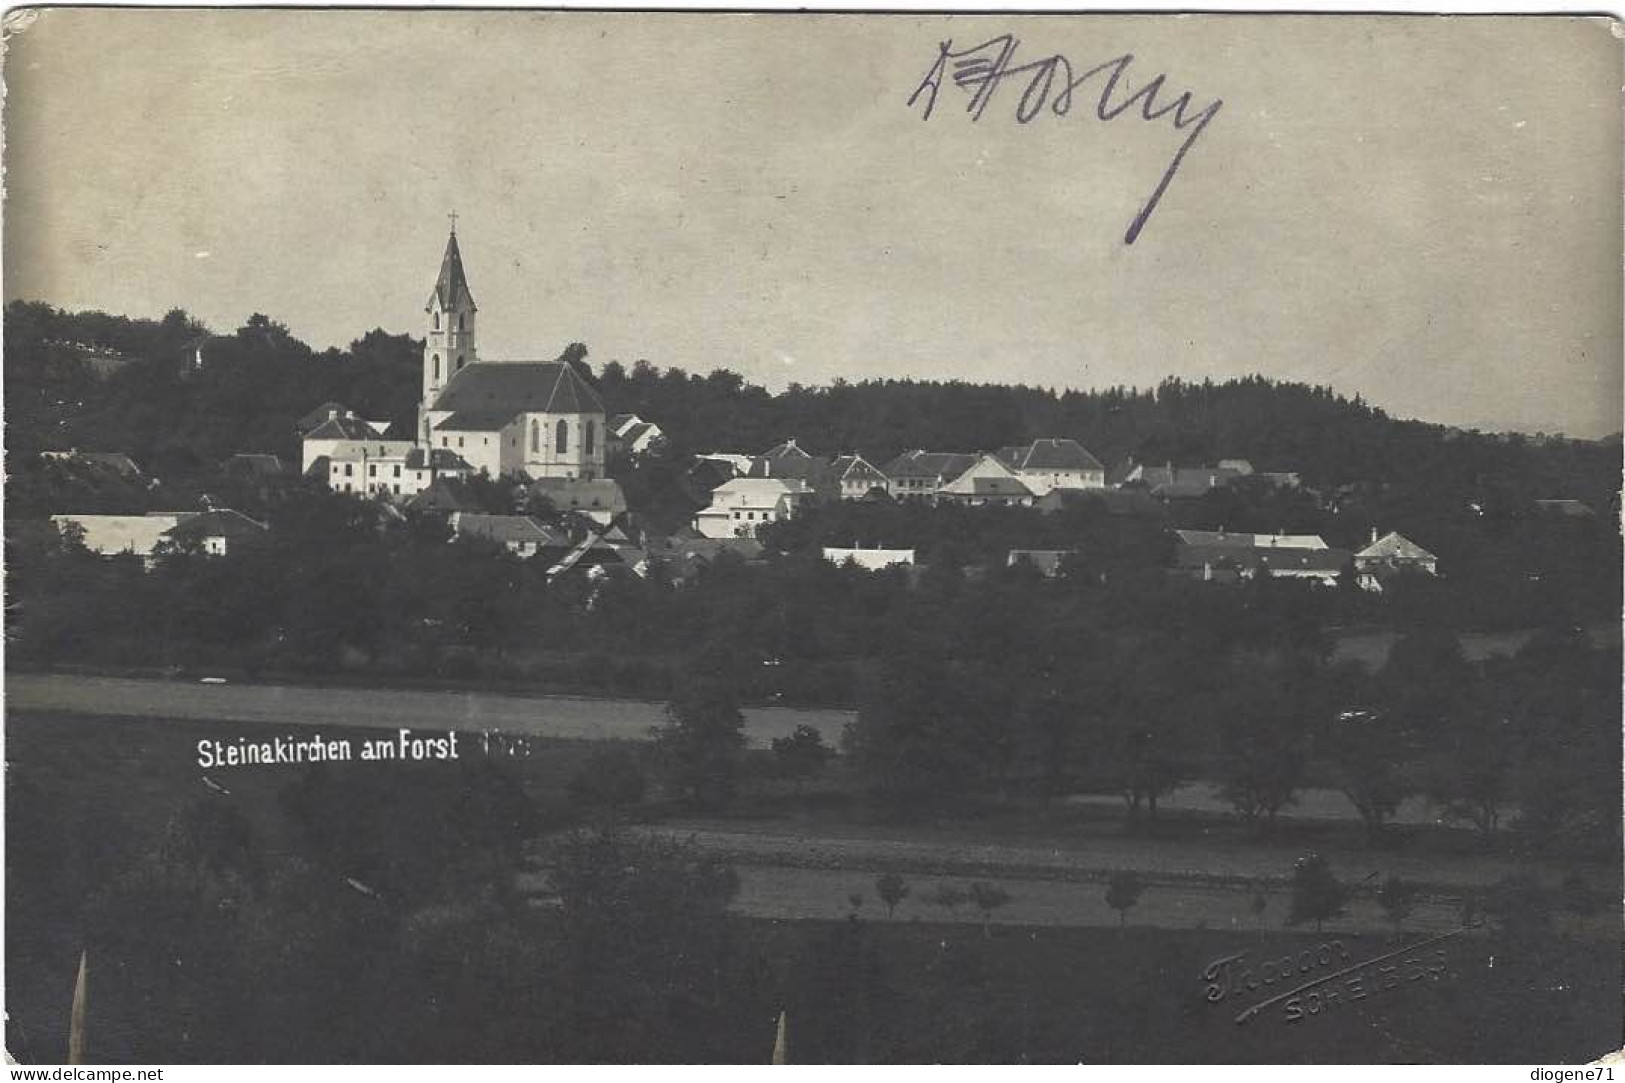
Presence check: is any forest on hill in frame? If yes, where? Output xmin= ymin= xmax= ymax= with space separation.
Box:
xmin=6 ymin=300 xmax=1620 ymax=520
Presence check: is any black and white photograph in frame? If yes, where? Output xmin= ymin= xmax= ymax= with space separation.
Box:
xmin=2 ymin=8 xmax=1621 ymax=1066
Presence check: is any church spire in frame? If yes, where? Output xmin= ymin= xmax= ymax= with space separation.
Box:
xmin=428 ymin=223 xmax=477 ymax=313
xmin=421 ymin=220 xmax=479 ymax=423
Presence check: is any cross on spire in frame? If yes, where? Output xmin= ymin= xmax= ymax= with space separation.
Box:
xmin=448 ymin=209 xmax=459 ymax=234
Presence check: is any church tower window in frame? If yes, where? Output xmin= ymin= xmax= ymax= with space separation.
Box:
xmin=556 ymin=420 xmax=569 ymax=454
xmin=434 ymin=310 xmax=440 ymax=331
xmin=584 ymin=420 xmax=596 ymax=456
xmin=456 ymin=355 xmax=465 ymax=371
xmin=433 ymin=354 xmax=440 ymax=380
xmin=531 ymin=420 xmax=539 ymax=453
xmin=458 ymin=314 xmax=465 ymax=331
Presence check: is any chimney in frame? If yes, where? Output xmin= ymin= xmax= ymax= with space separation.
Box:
xmin=1370 ymin=526 xmax=1379 ymax=545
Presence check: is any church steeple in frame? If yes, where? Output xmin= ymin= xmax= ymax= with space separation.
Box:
xmin=422 ymin=218 xmax=479 ymax=419
xmin=428 ymin=222 xmax=477 ymax=314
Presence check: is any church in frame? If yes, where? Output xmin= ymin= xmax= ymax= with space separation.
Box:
xmin=417 ymin=226 xmax=606 ymax=481
xmin=307 ymin=224 xmax=608 ymax=499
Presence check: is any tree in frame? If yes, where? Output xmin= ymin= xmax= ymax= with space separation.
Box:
xmin=929 ymin=883 xmax=968 ymax=918
xmin=1425 ymin=677 xmax=1517 ymax=844
xmin=771 ymin=725 xmax=832 ymax=792
xmin=546 ymin=827 xmax=742 ymax=1060
xmin=968 ymin=882 xmax=1010 ymax=938
xmin=1377 ymin=875 xmax=1418 ymax=932
xmin=1104 ymin=871 xmax=1145 ymax=929
xmin=875 ymin=873 xmax=909 ymax=919
xmin=1323 ymin=708 xmax=1413 ymax=845
xmin=1286 ymin=853 xmax=1346 ymax=933
xmin=651 ymin=677 xmax=746 ymax=808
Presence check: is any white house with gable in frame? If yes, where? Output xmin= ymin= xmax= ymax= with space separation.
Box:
xmin=694 ymin=478 xmax=810 ymax=538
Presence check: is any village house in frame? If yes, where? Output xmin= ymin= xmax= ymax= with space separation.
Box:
xmin=448 ymin=512 xmax=569 ymax=557
xmin=607 ymin=414 xmax=666 ymax=456
xmin=822 ymin=454 xmax=891 ymax=501
xmin=747 ymin=438 xmax=830 ymax=486
xmin=644 ymin=535 xmax=766 ymax=584
xmin=1353 ymin=529 xmax=1438 ymax=592
xmin=530 ymin=477 xmax=628 ymax=526
xmin=822 ymin=547 xmax=916 ymax=571
xmin=52 ymin=509 xmax=268 ymax=564
xmin=881 ymin=450 xmax=978 ymax=501
xmin=328 ymin=446 xmax=473 ymax=498
xmin=935 ymin=454 xmax=1037 ymax=507
xmin=302 ymin=417 xmax=413 ymax=475
xmin=1170 ymin=529 xmax=1349 ymax=586
xmin=41 ymin=450 xmax=145 ymax=481
xmin=693 ymin=477 xmax=810 ymax=538
xmin=994 ymin=438 xmax=1107 ymax=494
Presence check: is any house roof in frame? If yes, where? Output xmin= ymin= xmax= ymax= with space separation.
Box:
xmin=221 ymin=453 xmax=286 ymax=477
xmin=296 ymin=401 xmax=352 ymax=432
xmin=621 ymin=421 xmax=660 ymax=446
xmin=1356 ymin=531 xmax=1436 ymax=562
xmin=404 ymin=447 xmax=474 ymax=471
xmin=748 ymin=452 xmax=828 ymax=482
xmin=881 ymin=450 xmax=978 ymax=480
xmin=429 ymin=360 xmax=605 ymax=415
xmin=710 ymin=477 xmax=810 ymax=504
xmin=51 ymin=514 xmax=181 ymax=556
xmin=531 ymin=477 xmax=628 ymax=512
xmin=938 ymin=455 xmax=1034 ymax=497
xmin=304 ymin=415 xmax=379 ymax=441
xmin=167 ymin=508 xmax=269 ymax=543
xmin=1176 ymin=544 xmax=1350 ymax=575
xmin=997 ymin=438 xmax=1106 ymax=473
xmin=760 ymin=438 xmax=812 ymax=460
xmin=450 ymin=513 xmax=566 ymax=547
xmin=1174 ymin=530 xmax=1328 ymax=550
xmin=44 ymin=450 xmax=144 ymax=478
xmin=829 ymin=454 xmax=888 ymax=483
xmin=1114 ymin=462 xmax=1242 ymax=496
xmin=823 ymin=547 xmax=916 ymax=570
xmin=428 ymin=230 xmax=477 ymax=313
xmin=405 ymin=480 xmax=477 ymax=513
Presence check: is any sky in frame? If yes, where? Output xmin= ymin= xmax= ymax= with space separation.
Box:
xmin=4 ymin=11 xmax=1620 ymax=436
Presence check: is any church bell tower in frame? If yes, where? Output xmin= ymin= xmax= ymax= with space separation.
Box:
xmin=421 ymin=216 xmax=478 ymax=440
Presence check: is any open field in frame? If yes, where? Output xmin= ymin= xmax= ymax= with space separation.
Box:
xmin=6 ymin=671 xmax=852 ymax=748
xmin=6 ymin=710 xmax=1619 ymax=1063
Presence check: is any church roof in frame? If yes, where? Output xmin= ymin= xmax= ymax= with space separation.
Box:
xmin=430 ymin=361 xmax=606 ymax=416
xmin=434 ymin=410 xmax=515 ymax=432
xmin=427 ymin=230 xmax=477 ymax=313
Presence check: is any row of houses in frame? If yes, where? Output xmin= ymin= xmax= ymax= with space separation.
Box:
xmin=688 ymin=438 xmax=1301 ymax=538
xmin=1170 ymin=527 xmax=1437 ymax=591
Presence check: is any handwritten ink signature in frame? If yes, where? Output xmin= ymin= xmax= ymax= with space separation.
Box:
xmin=906 ymin=35 xmax=1223 ymax=246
